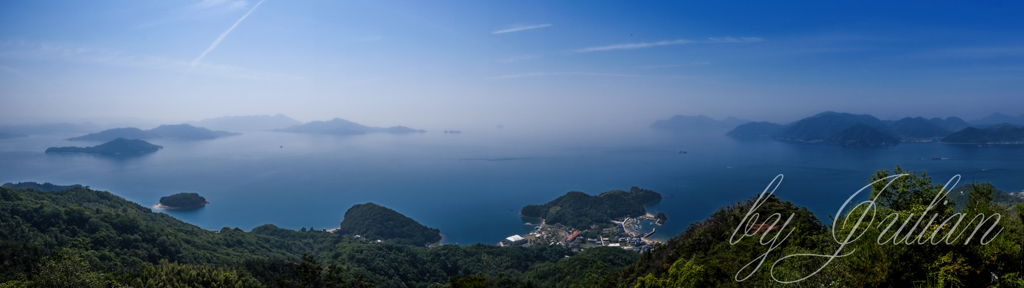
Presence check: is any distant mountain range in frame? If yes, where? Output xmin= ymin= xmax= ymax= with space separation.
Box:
xmin=46 ymin=138 xmax=163 ymax=155
xmin=68 ymin=124 xmax=239 ymax=142
xmin=715 ymin=111 xmax=1023 ymax=147
xmin=0 ymin=132 xmax=27 ymax=139
xmin=0 ymin=122 xmax=98 ymax=136
xmin=189 ymin=114 xmax=302 ymax=132
xmin=970 ymin=112 xmax=1024 ymax=126
xmin=650 ymin=115 xmax=750 ymax=132
xmin=277 ymin=118 xmax=425 ymax=135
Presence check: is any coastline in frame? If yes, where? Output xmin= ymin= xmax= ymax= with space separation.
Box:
xmin=153 ymin=202 xmax=208 ymax=210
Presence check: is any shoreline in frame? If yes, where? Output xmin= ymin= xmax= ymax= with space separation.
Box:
xmin=153 ymin=202 xmax=208 ymax=210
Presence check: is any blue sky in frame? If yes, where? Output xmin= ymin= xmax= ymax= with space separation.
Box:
xmin=1 ymin=0 xmax=1023 ymax=130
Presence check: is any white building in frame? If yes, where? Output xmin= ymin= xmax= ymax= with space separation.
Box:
xmin=501 ymin=235 xmax=527 ymax=247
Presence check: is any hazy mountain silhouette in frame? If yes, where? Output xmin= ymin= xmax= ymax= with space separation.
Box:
xmin=725 ymin=122 xmax=782 ymax=138
xmin=68 ymin=124 xmax=238 ymax=142
xmin=0 ymin=132 xmax=27 ymax=139
xmin=277 ymin=118 xmax=425 ymax=135
xmin=190 ymin=114 xmax=302 ymax=131
xmin=971 ymin=113 xmax=1024 ymax=126
xmin=650 ymin=115 xmax=750 ymax=132
xmin=929 ymin=117 xmax=970 ymax=132
xmin=0 ymin=122 xmax=98 ymax=135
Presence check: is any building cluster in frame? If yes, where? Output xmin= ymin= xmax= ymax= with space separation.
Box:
xmin=499 ymin=216 xmax=659 ymax=254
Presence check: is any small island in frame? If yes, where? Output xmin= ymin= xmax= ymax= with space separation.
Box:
xmin=157 ymin=193 xmax=209 ymax=210
xmin=46 ymin=138 xmax=162 ymax=155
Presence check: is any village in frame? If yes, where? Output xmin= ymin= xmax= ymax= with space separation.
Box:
xmin=499 ymin=213 xmax=662 ymax=254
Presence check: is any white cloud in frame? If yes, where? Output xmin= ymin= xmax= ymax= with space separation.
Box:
xmin=493 ymin=24 xmax=552 ymax=34
xmin=0 ymin=40 xmax=302 ymax=82
xmin=184 ymin=0 xmax=266 ymax=79
xmin=575 ymin=37 xmax=763 ymax=53
xmin=489 ymin=72 xmax=651 ymax=79
xmin=494 ymin=54 xmax=540 ymax=63
xmin=185 ymin=0 xmax=249 ymax=12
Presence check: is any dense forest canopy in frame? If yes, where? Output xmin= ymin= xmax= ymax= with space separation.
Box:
xmin=1 ymin=168 xmax=1022 ymax=287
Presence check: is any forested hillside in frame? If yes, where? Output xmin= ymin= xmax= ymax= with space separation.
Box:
xmin=2 ymin=167 xmax=1022 ymax=287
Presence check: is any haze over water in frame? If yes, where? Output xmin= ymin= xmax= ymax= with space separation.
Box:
xmin=2 ymin=128 xmax=1022 ymax=245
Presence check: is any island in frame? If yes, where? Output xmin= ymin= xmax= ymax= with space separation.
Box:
xmin=277 ymin=118 xmax=425 ymax=136
xmin=941 ymin=124 xmax=1024 ymax=144
xmin=765 ymin=112 xmax=965 ymax=147
xmin=336 ymin=203 xmax=441 ymax=246
xmin=157 ymin=192 xmax=209 ymax=209
xmin=69 ymin=124 xmax=239 ymax=142
xmin=45 ymin=138 xmax=162 ymax=155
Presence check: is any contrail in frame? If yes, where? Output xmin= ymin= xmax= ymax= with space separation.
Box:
xmin=178 ymin=0 xmax=265 ymax=82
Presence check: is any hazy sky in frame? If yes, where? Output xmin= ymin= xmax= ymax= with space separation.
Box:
xmin=2 ymin=1 xmax=1023 ymax=130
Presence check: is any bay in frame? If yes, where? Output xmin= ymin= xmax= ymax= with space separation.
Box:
xmin=1 ymin=128 xmax=1022 ymax=245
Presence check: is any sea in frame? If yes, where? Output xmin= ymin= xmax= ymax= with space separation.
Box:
xmin=1 ymin=128 xmax=1023 ymax=245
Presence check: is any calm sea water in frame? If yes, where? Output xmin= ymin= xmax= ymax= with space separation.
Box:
xmin=1 ymin=129 xmax=1023 ymax=245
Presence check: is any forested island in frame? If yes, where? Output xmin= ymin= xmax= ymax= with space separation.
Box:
xmin=723 ymin=112 xmax=988 ymax=146
xmin=68 ymin=124 xmax=239 ymax=142
xmin=0 ymin=170 xmax=1022 ymax=287
xmin=157 ymin=193 xmax=208 ymax=209
xmin=941 ymin=124 xmax=1024 ymax=144
xmin=520 ymin=187 xmax=662 ymax=228
xmin=45 ymin=138 xmax=162 ymax=155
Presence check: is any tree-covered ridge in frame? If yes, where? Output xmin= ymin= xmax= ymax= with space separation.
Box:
xmin=520 ymin=187 xmax=662 ymax=228
xmin=1 ymin=182 xmax=84 ymax=192
xmin=45 ymin=138 xmax=162 ymax=155
xmin=0 ymin=186 xmax=645 ymax=287
xmin=614 ymin=166 xmax=1024 ymax=287
xmin=337 ymin=203 xmax=442 ymax=246
xmin=823 ymin=123 xmax=900 ymax=147
xmin=158 ymin=193 xmax=208 ymax=209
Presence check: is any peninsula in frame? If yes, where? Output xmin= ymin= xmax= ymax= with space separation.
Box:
xmin=336 ymin=203 xmax=442 ymax=246
xmin=157 ymin=193 xmax=209 ymax=209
